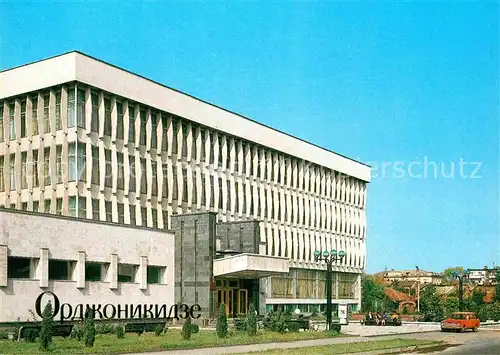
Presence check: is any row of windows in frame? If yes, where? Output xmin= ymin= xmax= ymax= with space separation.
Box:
xmin=270 ymin=269 xmax=358 ymax=299
xmin=7 ymin=256 xmax=165 ymax=284
xmin=0 ymin=84 xmax=366 ymax=206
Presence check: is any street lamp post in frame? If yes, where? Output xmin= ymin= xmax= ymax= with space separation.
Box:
xmin=314 ymin=249 xmax=346 ymax=331
xmin=452 ymin=269 xmax=471 ymax=311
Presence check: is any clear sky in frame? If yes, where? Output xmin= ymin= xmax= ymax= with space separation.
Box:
xmin=1 ymin=1 xmax=498 ymax=274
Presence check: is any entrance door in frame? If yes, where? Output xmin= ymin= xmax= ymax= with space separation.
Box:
xmin=238 ymin=289 xmax=248 ymax=315
xmin=216 ymin=288 xmax=234 ymax=317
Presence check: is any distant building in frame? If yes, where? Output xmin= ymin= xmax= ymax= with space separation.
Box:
xmin=374 ymin=269 xmax=442 ymax=286
xmin=468 ymin=266 xmax=499 ymax=285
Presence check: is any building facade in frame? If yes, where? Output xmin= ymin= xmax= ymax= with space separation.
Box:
xmin=0 ymin=51 xmax=370 ymax=318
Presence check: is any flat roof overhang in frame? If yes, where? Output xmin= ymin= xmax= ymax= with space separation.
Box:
xmin=213 ymin=253 xmax=289 ymax=278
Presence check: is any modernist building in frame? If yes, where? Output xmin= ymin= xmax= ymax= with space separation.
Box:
xmin=0 ymin=51 xmax=370 ymax=322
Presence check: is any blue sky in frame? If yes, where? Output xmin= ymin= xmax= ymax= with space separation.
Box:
xmin=1 ymin=1 xmax=498 ymax=273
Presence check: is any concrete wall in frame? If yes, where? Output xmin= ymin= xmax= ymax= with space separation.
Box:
xmin=0 ymin=209 xmax=175 ymax=322
xmin=216 ymin=220 xmax=260 ymax=253
xmin=172 ymin=212 xmax=217 ymax=319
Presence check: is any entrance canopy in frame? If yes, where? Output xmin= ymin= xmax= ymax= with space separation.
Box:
xmin=213 ymin=253 xmax=289 ymax=278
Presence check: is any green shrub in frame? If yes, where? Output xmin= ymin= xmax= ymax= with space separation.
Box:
xmin=70 ymin=324 xmax=84 ymax=341
xmin=96 ymin=324 xmax=116 ymax=334
xmin=25 ymin=329 xmax=38 ymax=342
xmin=190 ymin=323 xmax=199 ymax=334
xmin=234 ymin=318 xmax=247 ymax=331
xmin=330 ymin=323 xmax=341 ymax=333
xmin=263 ymin=311 xmax=287 ymax=333
xmin=216 ymin=304 xmax=228 ymax=338
xmin=181 ymin=316 xmax=192 ymax=340
xmin=115 ymin=326 xmax=125 ymax=339
xmin=0 ymin=331 xmax=8 ymax=340
xmin=246 ymin=304 xmax=257 ymax=336
xmin=154 ymin=324 xmax=163 ymax=336
xmin=39 ymin=301 xmax=54 ymax=351
xmin=83 ymin=309 xmax=96 ymax=347
xmin=286 ymin=322 xmax=300 ymax=332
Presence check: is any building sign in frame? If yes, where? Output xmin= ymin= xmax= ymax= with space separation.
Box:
xmin=35 ymin=291 xmax=201 ymax=323
xmin=338 ymin=304 xmax=348 ymax=325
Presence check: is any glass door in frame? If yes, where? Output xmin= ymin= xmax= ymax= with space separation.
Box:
xmin=238 ymin=289 xmax=248 ymax=315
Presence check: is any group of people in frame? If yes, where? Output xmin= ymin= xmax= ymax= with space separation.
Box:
xmin=364 ymin=311 xmax=400 ymax=325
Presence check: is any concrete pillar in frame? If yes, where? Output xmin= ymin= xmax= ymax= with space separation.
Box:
xmin=109 ymin=254 xmax=118 ymax=289
xmin=0 ymin=245 xmax=7 ymax=287
xmin=39 ymin=248 xmax=49 ymax=288
xmin=139 ymin=256 xmax=147 ymax=290
xmin=76 ymin=251 xmax=86 ymax=289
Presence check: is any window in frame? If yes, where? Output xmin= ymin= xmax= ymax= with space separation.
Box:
xmin=20 ymin=100 xmax=26 ymax=137
xmin=9 ymin=154 xmax=15 ymax=190
xmin=218 ymin=135 xmax=223 ymax=166
xmin=117 ymin=203 xmax=124 ymax=223
xmin=162 ymin=210 xmax=169 ymax=229
xmin=77 ymin=143 xmax=86 ymax=182
xmin=85 ymin=262 xmax=102 ymax=282
xmin=21 ymin=202 xmax=28 ymax=211
xmin=0 ymin=156 xmax=4 ymax=191
xmin=31 ymin=149 xmax=39 ymax=187
xmin=141 ymin=207 xmax=147 ymax=226
xmin=0 ymin=104 xmax=4 ymax=142
xmin=44 ymin=147 xmax=51 ymax=186
xmin=297 ymin=269 xmax=316 ymax=298
xmin=152 ymin=208 xmax=157 ymax=228
xmin=151 ymin=160 xmax=157 ymax=196
xmin=271 ymin=273 xmax=294 ymax=298
xmin=191 ymin=126 xmax=197 ymax=161
xmin=105 ymin=201 xmax=112 ymax=222
xmin=118 ymin=264 xmax=136 ymax=283
xmin=130 ymin=205 xmax=136 ymax=225
xmin=201 ymin=174 xmax=206 ymax=206
xmin=44 ymin=199 xmax=51 ymax=213
xmin=104 ymin=98 xmax=111 ymax=136
xmin=210 ymin=175 xmax=214 ymax=208
xmin=129 ymin=155 xmax=136 ymax=192
xmin=56 ymin=198 xmax=63 ymax=215
xmin=182 ymin=168 xmax=188 ymax=202
xmin=128 ymin=105 xmax=135 ymax=143
xmin=117 ymin=153 xmax=124 ymax=190
xmin=209 ymin=132 xmax=214 ymax=164
xmin=105 ymin=149 xmax=112 ymax=187
xmin=172 ymin=166 xmax=178 ymax=200
xmin=116 ymin=102 xmax=124 ymax=139
xmin=147 ymin=266 xmax=163 ymax=284
xmin=92 ymin=198 xmax=99 ymax=220
xmin=162 ymin=164 xmax=168 ymax=199
xmin=91 ymin=93 xmax=99 ymax=133
xmin=151 ymin=112 xmax=157 ymax=148
xmin=181 ymin=124 xmax=188 ymax=158
xmin=56 ymin=146 xmax=63 ymax=183
xmin=33 ymin=200 xmax=39 ymax=212
xmin=200 ymin=129 xmax=206 ymax=162
xmin=161 ymin=114 xmax=168 ymax=151
xmin=9 ymin=102 xmax=15 ymax=140
xmin=55 ymin=92 xmax=61 ymax=131
xmin=43 ymin=93 xmax=50 ymax=134
xmin=7 ymin=257 xmax=31 ymax=279
xmin=78 ymin=196 xmax=87 ymax=218
xmin=68 ymin=87 xmax=76 ymax=128
xmin=19 ymin=152 xmax=28 ymax=189
xmin=49 ymin=260 xmax=74 ymax=280
xmin=140 ymin=109 xmax=147 ymax=145
xmin=69 ymin=196 xmax=77 ymax=216
xmin=140 ymin=158 xmax=146 ymax=194
xmin=68 ymin=143 xmax=76 ymax=181
xmin=192 ymin=172 xmax=197 ymax=204
xmin=91 ymin=146 xmax=99 ymax=185
xmin=218 ymin=177 xmax=223 ymax=209
xmin=172 ymin=120 xmax=178 ymax=154
xmin=76 ymin=88 xmax=85 ymax=128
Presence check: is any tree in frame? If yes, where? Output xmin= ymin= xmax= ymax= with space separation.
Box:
xmin=442 ymin=267 xmax=464 ymax=283
xmin=495 ymin=270 xmax=500 ymax=302
xmin=181 ymin=315 xmax=192 ymax=340
xmin=471 ymin=290 xmax=485 ymax=312
xmin=246 ymin=303 xmax=257 ymax=336
xmin=444 ymin=297 xmax=459 ymax=317
xmin=83 ymin=309 xmax=96 ymax=347
xmin=216 ymin=304 xmax=228 ymax=338
xmin=39 ymin=301 xmax=54 ymax=351
xmin=420 ymin=286 xmax=444 ymax=322
xmin=361 ymin=275 xmax=385 ymax=312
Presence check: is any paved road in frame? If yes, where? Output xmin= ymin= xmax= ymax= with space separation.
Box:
xmin=402 ymin=327 xmax=500 ymax=354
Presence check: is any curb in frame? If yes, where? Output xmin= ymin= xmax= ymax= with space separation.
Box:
xmin=348 ymin=342 xmax=445 ymax=355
